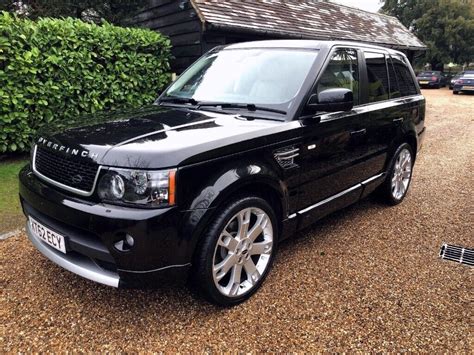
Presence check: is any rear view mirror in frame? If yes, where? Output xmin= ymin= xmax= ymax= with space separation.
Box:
xmin=307 ymin=88 xmax=354 ymax=113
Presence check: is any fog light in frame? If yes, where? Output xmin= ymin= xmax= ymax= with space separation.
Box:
xmin=114 ymin=233 xmax=135 ymax=252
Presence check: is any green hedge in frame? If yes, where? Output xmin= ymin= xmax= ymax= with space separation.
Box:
xmin=0 ymin=12 xmax=171 ymax=153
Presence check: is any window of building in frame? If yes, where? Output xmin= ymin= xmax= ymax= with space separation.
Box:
xmin=316 ymin=48 xmax=359 ymax=106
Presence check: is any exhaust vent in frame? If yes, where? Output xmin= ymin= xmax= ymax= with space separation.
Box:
xmin=439 ymin=244 xmax=473 ymax=267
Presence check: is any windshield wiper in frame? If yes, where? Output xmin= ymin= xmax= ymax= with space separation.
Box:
xmin=197 ymin=102 xmax=287 ymax=115
xmin=159 ymin=96 xmax=199 ymax=105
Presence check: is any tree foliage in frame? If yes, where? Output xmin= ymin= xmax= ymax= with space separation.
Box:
xmin=380 ymin=0 xmax=425 ymax=28
xmin=380 ymin=0 xmax=474 ymax=69
xmin=0 ymin=12 xmax=171 ymax=153
xmin=0 ymin=0 xmax=144 ymax=24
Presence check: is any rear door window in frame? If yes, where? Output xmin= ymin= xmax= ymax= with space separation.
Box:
xmin=391 ymin=55 xmax=418 ymax=97
xmin=387 ymin=57 xmax=401 ymax=99
xmin=364 ymin=52 xmax=390 ymax=103
xmin=316 ymin=48 xmax=360 ymax=106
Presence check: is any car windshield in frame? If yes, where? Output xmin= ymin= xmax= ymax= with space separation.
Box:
xmin=161 ymin=48 xmax=319 ymax=111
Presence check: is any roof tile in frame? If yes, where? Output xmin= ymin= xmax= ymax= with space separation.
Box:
xmin=193 ymin=0 xmax=426 ymax=49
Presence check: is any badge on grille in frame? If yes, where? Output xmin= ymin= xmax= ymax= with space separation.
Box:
xmin=71 ymin=174 xmax=83 ymax=185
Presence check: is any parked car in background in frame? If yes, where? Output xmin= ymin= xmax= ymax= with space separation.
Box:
xmin=19 ymin=40 xmax=426 ymax=306
xmin=416 ymin=71 xmax=447 ymax=88
xmin=449 ymin=72 xmax=463 ymax=89
xmin=453 ymin=73 xmax=474 ymax=94
xmin=449 ymin=70 xmax=474 ymax=89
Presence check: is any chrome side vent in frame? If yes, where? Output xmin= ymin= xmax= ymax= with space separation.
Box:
xmin=274 ymin=146 xmax=299 ymax=169
xmin=439 ymin=244 xmax=474 ymax=267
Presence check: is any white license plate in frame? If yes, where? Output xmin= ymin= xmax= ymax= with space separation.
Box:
xmin=29 ymin=216 xmax=67 ymax=253
xmin=419 ymin=81 xmax=429 ymax=84
xmin=462 ymin=85 xmax=474 ymax=90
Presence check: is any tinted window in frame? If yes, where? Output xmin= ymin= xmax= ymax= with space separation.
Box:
xmin=316 ymin=48 xmax=359 ymax=105
xmin=365 ymin=52 xmax=390 ymax=102
xmin=387 ymin=57 xmax=401 ymax=99
xmin=391 ymin=55 xmax=418 ymax=97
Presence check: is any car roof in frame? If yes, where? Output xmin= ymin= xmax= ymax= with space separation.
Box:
xmin=224 ymin=39 xmax=407 ymax=57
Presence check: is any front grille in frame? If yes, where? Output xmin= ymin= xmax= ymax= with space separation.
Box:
xmin=34 ymin=146 xmax=98 ymax=194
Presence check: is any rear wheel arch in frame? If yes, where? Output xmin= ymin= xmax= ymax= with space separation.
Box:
xmin=404 ymin=133 xmax=417 ymax=160
xmin=377 ymin=142 xmax=414 ymax=205
xmin=386 ymin=132 xmax=417 ymax=170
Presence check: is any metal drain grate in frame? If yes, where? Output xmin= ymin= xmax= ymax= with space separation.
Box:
xmin=439 ymin=244 xmax=474 ymax=266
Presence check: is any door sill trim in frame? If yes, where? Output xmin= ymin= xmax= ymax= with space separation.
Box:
xmin=288 ymin=173 xmax=385 ymax=219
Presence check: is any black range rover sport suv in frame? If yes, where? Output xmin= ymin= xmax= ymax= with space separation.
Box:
xmin=19 ymin=40 xmax=426 ymax=306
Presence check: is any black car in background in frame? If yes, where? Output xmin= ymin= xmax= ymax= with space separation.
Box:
xmin=416 ymin=71 xmax=447 ymax=88
xmin=19 ymin=40 xmax=426 ymax=305
xmin=449 ymin=70 xmax=474 ymax=89
xmin=453 ymin=73 xmax=474 ymax=94
xmin=449 ymin=72 xmax=463 ymax=89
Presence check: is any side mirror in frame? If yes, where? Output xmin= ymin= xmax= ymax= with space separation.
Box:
xmin=307 ymin=88 xmax=354 ymax=113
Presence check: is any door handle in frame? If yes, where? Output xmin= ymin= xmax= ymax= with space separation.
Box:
xmin=350 ymin=128 xmax=367 ymax=136
xmin=393 ymin=117 xmax=404 ymax=124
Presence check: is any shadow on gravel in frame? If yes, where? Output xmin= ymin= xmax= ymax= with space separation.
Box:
xmin=279 ymin=194 xmax=385 ymax=249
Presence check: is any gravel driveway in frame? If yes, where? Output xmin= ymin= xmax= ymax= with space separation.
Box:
xmin=1 ymin=88 xmax=472 ymax=352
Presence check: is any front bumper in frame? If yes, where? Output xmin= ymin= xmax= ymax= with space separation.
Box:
xmin=26 ymin=221 xmax=120 ymax=286
xmin=19 ymin=165 xmax=193 ymax=288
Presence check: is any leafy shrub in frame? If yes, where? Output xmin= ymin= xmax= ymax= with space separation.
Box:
xmin=0 ymin=12 xmax=171 ymax=153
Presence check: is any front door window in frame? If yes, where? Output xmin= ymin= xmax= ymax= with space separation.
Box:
xmin=316 ymin=48 xmax=359 ymax=106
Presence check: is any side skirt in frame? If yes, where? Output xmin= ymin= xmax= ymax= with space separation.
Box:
xmin=286 ymin=173 xmax=386 ymax=231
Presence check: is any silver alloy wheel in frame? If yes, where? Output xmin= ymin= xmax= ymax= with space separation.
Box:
xmin=212 ymin=207 xmax=273 ymax=298
xmin=391 ymin=148 xmax=412 ymax=200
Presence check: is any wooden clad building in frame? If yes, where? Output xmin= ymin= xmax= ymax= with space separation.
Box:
xmin=131 ymin=0 xmax=426 ymax=73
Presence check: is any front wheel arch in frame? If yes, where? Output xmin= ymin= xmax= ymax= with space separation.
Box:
xmin=180 ymin=174 xmax=287 ymax=264
xmin=190 ymin=195 xmax=279 ymax=305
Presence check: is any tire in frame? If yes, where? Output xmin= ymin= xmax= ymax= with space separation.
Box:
xmin=453 ymin=90 xmax=459 ymax=95
xmin=378 ymin=143 xmax=414 ymax=205
xmin=191 ymin=196 xmax=278 ymax=306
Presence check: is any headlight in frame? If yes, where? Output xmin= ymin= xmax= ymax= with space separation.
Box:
xmin=97 ymin=168 xmax=176 ymax=207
